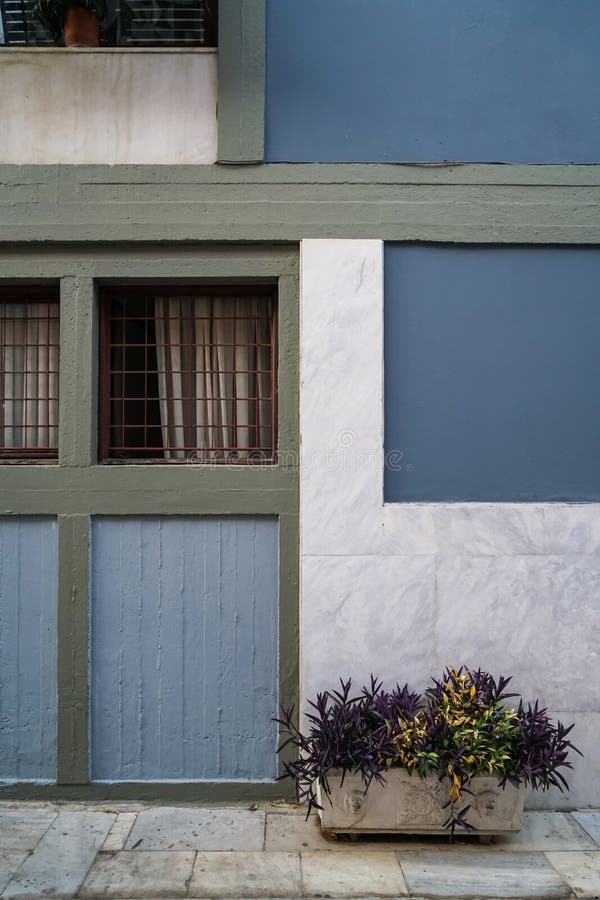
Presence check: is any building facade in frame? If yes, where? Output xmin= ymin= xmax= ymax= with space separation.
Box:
xmin=0 ymin=0 xmax=599 ymax=807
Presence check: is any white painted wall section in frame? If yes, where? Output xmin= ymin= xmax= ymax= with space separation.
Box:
xmin=0 ymin=48 xmax=217 ymax=164
xmin=300 ymin=238 xmax=600 ymax=809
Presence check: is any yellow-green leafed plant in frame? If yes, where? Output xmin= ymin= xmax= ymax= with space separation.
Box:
xmin=420 ymin=668 xmax=521 ymax=822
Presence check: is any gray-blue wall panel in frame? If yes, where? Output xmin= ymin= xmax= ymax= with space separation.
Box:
xmin=0 ymin=517 xmax=57 ymax=781
xmin=90 ymin=516 xmax=279 ymax=781
xmin=384 ymin=245 xmax=600 ymax=502
xmin=265 ymin=0 xmax=600 ymax=164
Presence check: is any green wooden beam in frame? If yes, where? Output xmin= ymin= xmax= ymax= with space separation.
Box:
xmin=218 ymin=0 xmax=265 ymax=163
xmin=57 ymin=514 xmax=90 ymax=784
xmin=0 ymin=781 xmax=295 ymax=801
xmin=59 ymin=277 xmax=98 ymax=467
xmin=1 ymin=164 xmax=599 ymax=244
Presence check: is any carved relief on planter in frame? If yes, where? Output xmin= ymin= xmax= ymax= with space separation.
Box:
xmin=317 ymin=769 xmax=525 ymax=835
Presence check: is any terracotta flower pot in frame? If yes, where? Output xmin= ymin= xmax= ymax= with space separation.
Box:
xmin=64 ymin=6 xmax=99 ymax=47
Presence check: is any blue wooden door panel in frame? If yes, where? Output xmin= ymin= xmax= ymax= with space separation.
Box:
xmin=90 ymin=516 xmax=279 ymax=781
xmin=0 ymin=517 xmax=57 ymax=781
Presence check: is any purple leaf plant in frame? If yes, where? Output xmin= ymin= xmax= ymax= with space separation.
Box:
xmin=275 ymin=667 xmax=581 ymax=834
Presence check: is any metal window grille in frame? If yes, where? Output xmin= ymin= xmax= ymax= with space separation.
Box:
xmin=0 ymin=290 xmax=60 ymax=459
xmin=0 ymin=0 xmax=216 ymax=45
xmin=99 ymin=287 xmax=277 ymax=463
xmin=1 ymin=0 xmax=53 ymax=43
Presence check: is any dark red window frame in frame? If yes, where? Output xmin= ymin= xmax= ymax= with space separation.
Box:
xmin=98 ymin=285 xmax=278 ymax=464
xmin=0 ymin=286 xmax=60 ymax=461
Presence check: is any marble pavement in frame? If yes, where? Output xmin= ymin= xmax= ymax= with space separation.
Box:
xmin=0 ymin=802 xmax=599 ymax=898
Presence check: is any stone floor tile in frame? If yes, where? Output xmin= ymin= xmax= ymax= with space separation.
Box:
xmin=486 ymin=812 xmax=598 ymax=852
xmin=79 ymin=849 xmax=195 ymax=898
xmin=301 ymin=850 xmax=408 ymax=897
xmin=190 ymin=850 xmax=301 ymax=898
xmin=101 ymin=813 xmax=138 ymax=851
xmin=0 ymin=850 xmax=28 ymax=892
xmin=2 ymin=810 xmax=114 ymax=899
xmin=398 ymin=849 xmax=570 ymax=897
xmin=572 ymin=812 xmax=600 ymax=846
xmin=0 ymin=802 xmax=57 ymax=811
xmin=546 ymin=850 xmax=600 ymax=897
xmin=125 ymin=807 xmax=265 ymax=851
xmin=0 ymin=809 xmax=57 ymax=850
xmin=265 ymin=812 xmax=443 ymax=853
xmin=93 ymin=804 xmax=148 ymax=815
xmin=265 ymin=813 xmax=343 ymax=851
xmin=258 ymin=800 xmax=306 ymax=816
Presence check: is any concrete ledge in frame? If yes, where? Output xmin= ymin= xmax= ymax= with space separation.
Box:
xmin=1 ymin=163 xmax=599 ymax=243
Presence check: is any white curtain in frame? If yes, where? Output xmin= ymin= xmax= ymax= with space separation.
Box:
xmin=154 ymin=295 xmax=273 ymax=460
xmin=0 ymin=303 xmax=59 ymax=451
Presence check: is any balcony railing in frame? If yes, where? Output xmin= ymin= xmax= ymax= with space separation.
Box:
xmin=0 ymin=0 xmax=216 ymax=46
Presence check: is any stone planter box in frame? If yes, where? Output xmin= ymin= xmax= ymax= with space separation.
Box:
xmin=317 ymin=769 xmax=525 ymax=836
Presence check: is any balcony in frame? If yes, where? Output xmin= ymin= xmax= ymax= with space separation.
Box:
xmin=1 ymin=0 xmax=217 ymax=48
xmin=0 ymin=0 xmax=218 ymax=164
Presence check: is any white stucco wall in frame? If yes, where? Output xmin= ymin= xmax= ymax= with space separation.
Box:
xmin=0 ymin=48 xmax=217 ymax=164
xmin=300 ymin=238 xmax=600 ymax=809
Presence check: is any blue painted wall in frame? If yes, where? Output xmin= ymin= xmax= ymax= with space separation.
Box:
xmin=0 ymin=517 xmax=57 ymax=781
xmin=384 ymin=245 xmax=600 ymax=502
xmin=90 ymin=516 xmax=279 ymax=781
xmin=265 ymin=0 xmax=600 ymax=164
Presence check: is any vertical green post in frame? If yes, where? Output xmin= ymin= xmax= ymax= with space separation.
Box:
xmin=217 ymin=0 xmax=265 ymax=163
xmin=277 ymin=509 xmax=299 ymax=782
xmin=59 ymin=276 xmax=98 ymax=467
xmin=56 ymin=274 xmax=95 ymax=782
xmin=57 ymin=514 xmax=90 ymax=784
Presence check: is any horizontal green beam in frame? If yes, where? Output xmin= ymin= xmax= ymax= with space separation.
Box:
xmin=4 ymin=162 xmax=600 ymax=185
xmin=0 ymin=243 xmax=298 ymax=277
xmin=1 ymin=164 xmax=599 ymax=244
xmin=0 ymin=781 xmax=294 ymax=801
xmin=0 ymin=468 xmax=298 ymax=515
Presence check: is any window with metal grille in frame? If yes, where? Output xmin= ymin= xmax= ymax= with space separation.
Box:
xmin=0 ymin=289 xmax=60 ymax=460
xmin=99 ymin=287 xmax=277 ymax=463
xmin=0 ymin=0 xmax=216 ymax=45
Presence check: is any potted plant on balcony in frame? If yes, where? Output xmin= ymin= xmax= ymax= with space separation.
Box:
xmin=33 ymin=0 xmax=107 ymax=46
xmin=276 ymin=666 xmax=580 ymax=836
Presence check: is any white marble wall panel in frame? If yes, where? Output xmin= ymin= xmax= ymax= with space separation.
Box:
xmin=380 ymin=504 xmax=547 ymax=557
xmin=433 ymin=505 xmax=546 ymax=556
xmin=301 ymin=239 xmax=384 ymax=557
xmin=544 ymin=505 xmax=600 ymax=555
xmin=380 ymin=504 xmax=437 ymax=556
xmin=435 ymin=555 xmax=600 ymax=710
xmin=0 ymin=49 xmax=217 ymax=164
xmin=302 ymin=554 xmax=436 ymax=701
xmin=300 ymin=239 xmax=600 ymax=807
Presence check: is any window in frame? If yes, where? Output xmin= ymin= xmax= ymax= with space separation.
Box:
xmin=99 ymin=286 xmax=277 ymax=463
xmin=0 ymin=289 xmax=60 ymax=460
xmin=0 ymin=0 xmax=217 ymax=46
